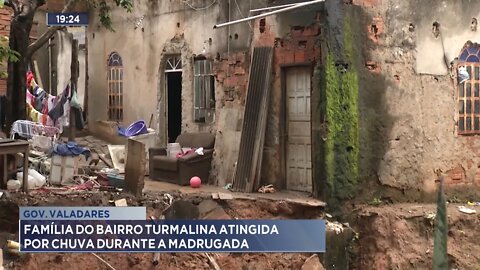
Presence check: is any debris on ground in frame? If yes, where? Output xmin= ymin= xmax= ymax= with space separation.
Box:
xmin=258 ymin=184 xmax=275 ymax=193
xmin=457 ymin=205 xmax=476 ymax=214
xmin=114 ymin=198 xmax=128 ymax=207
xmin=301 ymin=254 xmax=325 ymax=270
xmin=326 ymin=221 xmax=344 ymax=235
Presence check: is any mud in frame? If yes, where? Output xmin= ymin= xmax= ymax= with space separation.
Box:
xmin=350 ymin=203 xmax=480 ymax=270
xmin=0 ymin=192 xmax=324 ymax=270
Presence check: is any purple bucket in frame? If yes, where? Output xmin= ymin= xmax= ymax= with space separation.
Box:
xmin=125 ymin=120 xmax=147 ymax=137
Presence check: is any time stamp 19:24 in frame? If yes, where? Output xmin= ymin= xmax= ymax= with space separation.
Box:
xmin=46 ymin=13 xmax=89 ymax=26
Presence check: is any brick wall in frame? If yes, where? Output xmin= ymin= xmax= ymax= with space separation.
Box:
xmin=213 ymin=51 xmax=250 ymax=106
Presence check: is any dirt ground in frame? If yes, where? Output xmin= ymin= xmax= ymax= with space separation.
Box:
xmin=350 ymin=203 xmax=480 ymax=270
xmin=1 ymin=191 xmax=479 ymax=270
xmin=0 ymin=192 xmax=323 ymax=270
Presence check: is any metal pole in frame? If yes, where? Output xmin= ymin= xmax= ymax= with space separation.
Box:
xmin=249 ymin=3 xmax=297 ymax=13
xmin=214 ymin=0 xmax=325 ymax=28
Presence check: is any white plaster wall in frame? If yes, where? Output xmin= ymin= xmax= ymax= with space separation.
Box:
xmin=55 ymin=31 xmax=72 ymax=94
xmin=414 ymin=1 xmax=480 ymax=75
xmin=87 ymin=0 xmax=252 ymax=130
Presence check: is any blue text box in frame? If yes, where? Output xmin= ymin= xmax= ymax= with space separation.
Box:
xmin=19 ymin=219 xmax=326 ymax=253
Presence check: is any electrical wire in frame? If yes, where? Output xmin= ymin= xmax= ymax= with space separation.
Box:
xmin=183 ymin=0 xmax=217 ymax=11
xmin=234 ymin=0 xmax=252 ymax=29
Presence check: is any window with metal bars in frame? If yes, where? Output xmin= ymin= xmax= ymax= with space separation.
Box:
xmin=107 ymin=52 xmax=123 ymax=122
xmin=193 ymin=58 xmax=215 ymax=123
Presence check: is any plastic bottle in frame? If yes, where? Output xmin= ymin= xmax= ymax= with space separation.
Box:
xmin=6 ymin=179 xmax=21 ymax=191
xmin=17 ymin=172 xmax=37 ymax=189
xmin=28 ymin=169 xmax=46 ymax=187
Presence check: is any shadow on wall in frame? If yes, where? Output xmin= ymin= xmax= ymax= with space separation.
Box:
xmin=318 ymin=4 xmax=397 ymax=206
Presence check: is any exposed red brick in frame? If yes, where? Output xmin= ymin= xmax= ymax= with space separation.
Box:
xmin=444 ymin=166 xmax=466 ymax=185
xmin=234 ymin=66 xmax=245 ymax=75
xmin=284 ymin=51 xmax=295 ymax=64
xmin=294 ymin=50 xmax=306 ymax=63
xmin=352 ymin=0 xmax=378 ymax=7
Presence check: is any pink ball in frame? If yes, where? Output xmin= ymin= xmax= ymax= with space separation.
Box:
xmin=190 ymin=176 xmax=202 ymax=188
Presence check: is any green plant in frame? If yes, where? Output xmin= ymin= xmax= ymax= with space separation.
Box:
xmin=432 ymin=177 xmax=448 ymax=270
xmin=322 ymin=17 xmax=360 ymax=203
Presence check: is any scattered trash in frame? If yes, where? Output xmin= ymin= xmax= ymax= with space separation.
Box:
xmin=163 ymin=193 xmax=174 ymax=205
xmin=424 ymin=213 xmax=436 ymax=220
xmin=91 ymin=253 xmax=116 ymax=270
xmin=258 ymin=184 xmax=275 ymax=193
xmin=114 ymin=198 xmax=128 ymax=207
xmin=6 ymin=180 xmax=21 ymax=191
xmin=17 ymin=169 xmax=46 ymax=189
xmin=467 ymin=201 xmax=480 ymax=206
xmin=301 ymin=254 xmax=325 ymax=270
xmin=223 ymin=183 xmax=232 ymax=190
xmin=326 ymin=221 xmax=344 ymax=235
xmin=458 ymin=206 xmax=476 ymax=214
xmin=205 ymin=252 xmax=222 ymax=270
xmin=107 ymin=174 xmax=125 ymax=188
xmin=5 ymin=240 xmax=20 ymax=255
xmin=326 ymin=213 xmax=333 ymax=218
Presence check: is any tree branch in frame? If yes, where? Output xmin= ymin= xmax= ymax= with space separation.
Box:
xmin=26 ymin=0 xmax=76 ymax=58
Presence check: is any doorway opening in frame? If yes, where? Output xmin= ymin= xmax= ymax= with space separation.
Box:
xmin=166 ymin=71 xmax=182 ymax=143
xmin=164 ymin=55 xmax=183 ymax=143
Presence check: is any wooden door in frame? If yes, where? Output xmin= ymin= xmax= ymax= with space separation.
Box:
xmin=286 ymin=67 xmax=312 ymax=192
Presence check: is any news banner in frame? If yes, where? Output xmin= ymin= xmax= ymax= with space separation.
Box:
xmin=19 ymin=207 xmax=326 ymax=253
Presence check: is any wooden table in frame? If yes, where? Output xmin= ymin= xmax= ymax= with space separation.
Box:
xmin=0 ymin=140 xmax=29 ymax=192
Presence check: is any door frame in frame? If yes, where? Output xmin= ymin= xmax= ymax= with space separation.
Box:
xmin=280 ymin=64 xmax=314 ymax=191
xmin=164 ymin=70 xmax=182 ymax=143
xmin=159 ymin=54 xmax=182 ymax=146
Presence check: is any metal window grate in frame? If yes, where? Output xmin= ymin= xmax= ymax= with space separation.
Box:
xmin=193 ymin=59 xmax=215 ymax=123
xmin=107 ymin=52 xmax=124 ymax=121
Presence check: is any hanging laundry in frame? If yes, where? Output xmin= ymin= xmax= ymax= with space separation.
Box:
xmin=48 ymin=89 xmax=68 ymax=122
xmin=32 ymin=86 xmax=47 ymax=112
xmin=26 ymin=71 xmax=34 ymax=88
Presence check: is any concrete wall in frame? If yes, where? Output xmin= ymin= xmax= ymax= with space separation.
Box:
xmin=324 ymin=0 xmax=480 ymax=200
xmin=87 ymin=0 xmax=480 ymax=200
xmin=87 ymin=0 xmax=261 ymax=183
xmin=87 ymin=0 xmax=325 ymax=187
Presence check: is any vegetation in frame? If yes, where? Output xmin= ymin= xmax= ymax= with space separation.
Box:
xmin=321 ymin=17 xmax=360 ymax=205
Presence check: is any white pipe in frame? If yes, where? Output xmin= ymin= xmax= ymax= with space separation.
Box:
xmin=214 ymin=0 xmax=325 ymax=29
xmin=249 ymin=3 xmax=297 ymax=13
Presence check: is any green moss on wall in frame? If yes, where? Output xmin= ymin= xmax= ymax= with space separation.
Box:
xmin=321 ymin=17 xmax=360 ymax=204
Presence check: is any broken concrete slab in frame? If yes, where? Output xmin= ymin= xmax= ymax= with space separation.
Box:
xmin=203 ymin=207 xmax=231 ymax=220
xmin=218 ymin=192 xmax=233 ymax=200
xmin=163 ymin=200 xmax=199 ymax=220
xmin=301 ymin=254 xmax=325 ymax=270
xmin=198 ymin=200 xmax=221 ymax=217
xmin=108 ymin=145 xmax=125 ymax=173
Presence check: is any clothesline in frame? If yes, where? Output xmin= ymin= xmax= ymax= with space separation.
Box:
xmin=21 ymin=71 xmax=85 ymax=134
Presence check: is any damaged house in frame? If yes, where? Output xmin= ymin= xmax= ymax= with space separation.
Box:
xmin=84 ymin=0 xmax=480 ymax=202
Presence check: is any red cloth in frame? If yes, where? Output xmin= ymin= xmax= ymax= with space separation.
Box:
xmin=26 ymin=71 xmax=34 ymax=88
xmin=176 ymin=149 xmax=195 ymax=158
